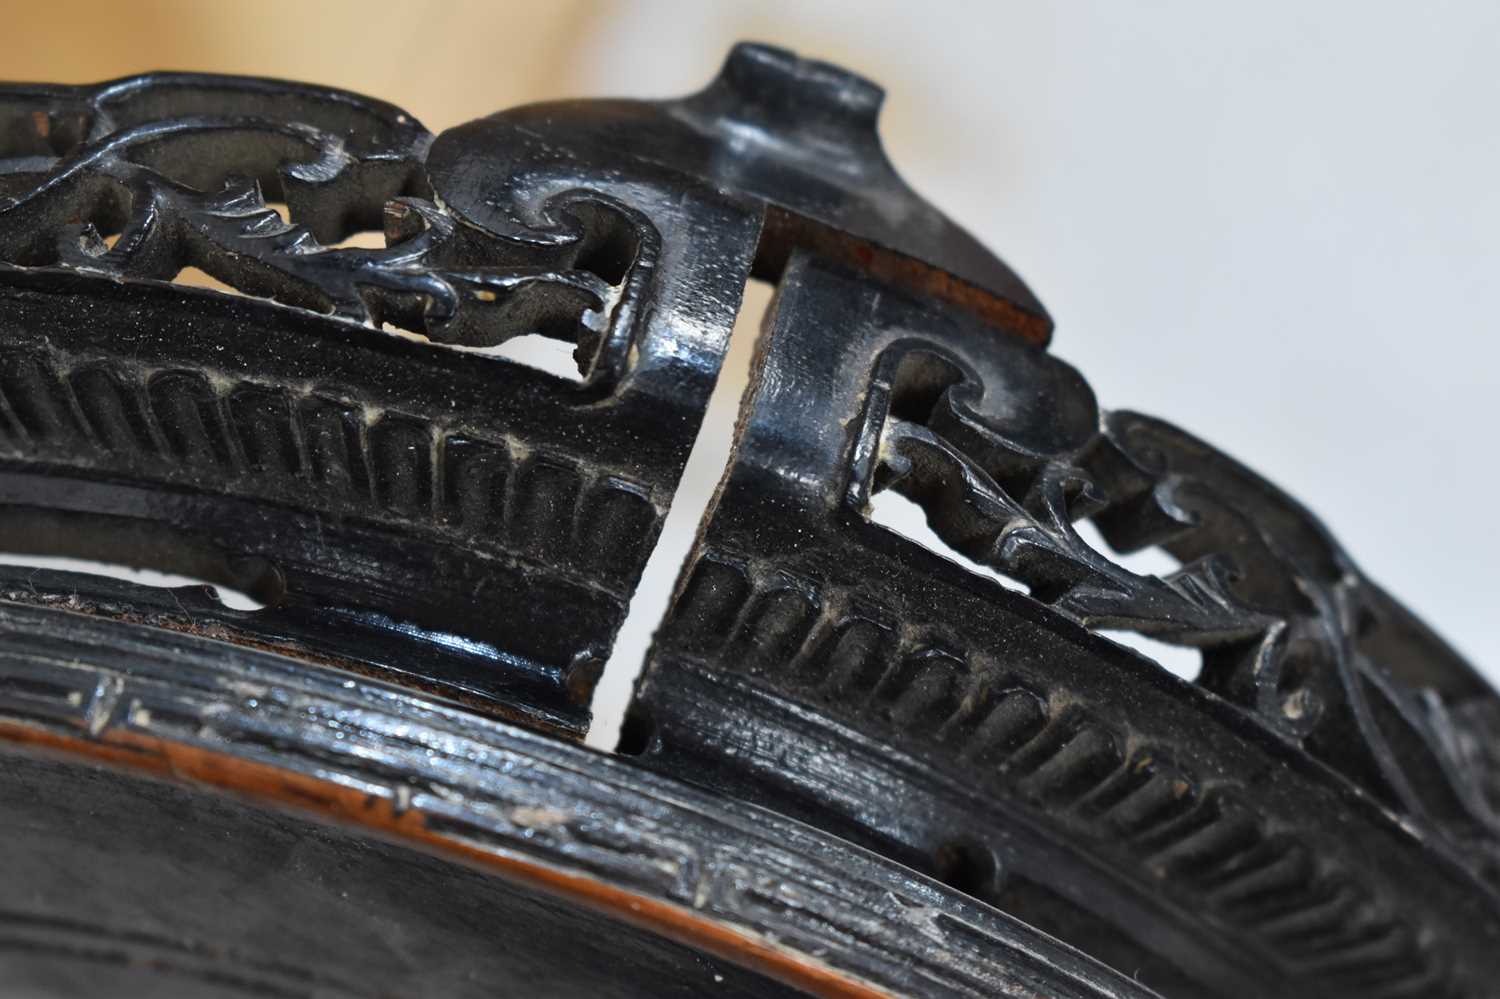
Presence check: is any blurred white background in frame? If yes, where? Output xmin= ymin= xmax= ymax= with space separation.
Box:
xmin=7 ymin=1 xmax=1496 ymax=746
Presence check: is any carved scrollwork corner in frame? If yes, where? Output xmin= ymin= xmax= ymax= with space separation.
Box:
xmin=632 ymin=244 xmax=1500 ymax=996
xmin=836 ymin=323 xmax=1500 ymax=854
xmin=0 ymin=75 xmax=670 ymax=389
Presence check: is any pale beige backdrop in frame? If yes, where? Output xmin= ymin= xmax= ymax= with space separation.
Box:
xmin=4 ymin=2 xmax=606 ymax=129
xmin=4 ymin=2 xmax=1497 ymax=747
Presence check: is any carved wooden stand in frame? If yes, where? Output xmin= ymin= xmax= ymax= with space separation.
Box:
xmin=0 ymin=43 xmax=1494 ymax=998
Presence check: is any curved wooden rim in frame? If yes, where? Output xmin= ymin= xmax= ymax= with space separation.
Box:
xmin=0 ymin=718 xmax=893 ymax=999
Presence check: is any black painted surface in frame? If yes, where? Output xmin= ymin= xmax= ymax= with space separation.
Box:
xmin=0 ymin=753 xmax=794 ymax=999
xmin=0 ymin=40 xmax=1494 ymax=998
xmin=0 ymin=598 xmax=1150 ymax=999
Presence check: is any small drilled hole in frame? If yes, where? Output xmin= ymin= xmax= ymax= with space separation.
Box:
xmin=224 ymin=555 xmax=287 ymax=610
xmin=614 ymin=706 xmax=659 ymax=757
xmin=933 ymin=839 xmax=1002 ymax=899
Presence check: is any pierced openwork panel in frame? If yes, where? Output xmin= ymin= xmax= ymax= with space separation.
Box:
xmin=0 ymin=42 xmax=1494 ymax=999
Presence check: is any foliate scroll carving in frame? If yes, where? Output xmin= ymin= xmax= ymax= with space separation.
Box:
xmin=1 ymin=43 xmax=1495 ymax=999
xmin=632 ymin=255 xmax=1497 ymax=998
xmin=0 ymin=72 xmax=716 ymax=736
xmin=859 ymin=335 xmax=1498 ymax=850
xmin=0 ymin=75 xmax=650 ymax=382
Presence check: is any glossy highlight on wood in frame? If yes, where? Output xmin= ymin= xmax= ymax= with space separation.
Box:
xmin=0 ymin=41 xmax=1494 ymax=999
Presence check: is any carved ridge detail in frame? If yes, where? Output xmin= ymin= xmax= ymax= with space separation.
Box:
xmin=660 ymin=548 xmax=1459 ymax=997
xmin=0 ymin=601 xmax=1149 ymax=999
xmin=845 ymin=336 xmax=1500 ymax=876
xmin=0 ymin=345 xmax=661 ymax=595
